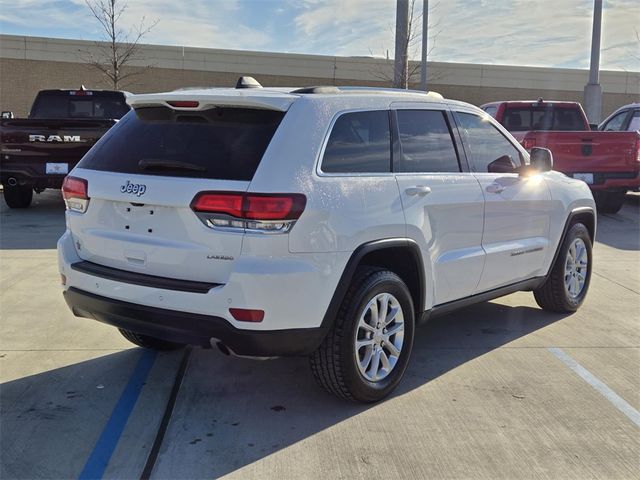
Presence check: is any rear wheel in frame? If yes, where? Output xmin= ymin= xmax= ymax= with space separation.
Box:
xmin=594 ymin=190 xmax=626 ymax=214
xmin=534 ymin=223 xmax=592 ymax=313
xmin=310 ymin=267 xmax=415 ymax=403
xmin=3 ymin=185 xmax=33 ymax=208
xmin=118 ymin=328 xmax=185 ymax=350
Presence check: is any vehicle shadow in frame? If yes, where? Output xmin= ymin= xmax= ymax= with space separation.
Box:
xmin=0 ymin=190 xmax=66 ymax=250
xmin=0 ymin=301 xmax=567 ymax=479
xmin=594 ymin=195 xmax=640 ymax=251
xmin=149 ymin=302 xmax=568 ymax=478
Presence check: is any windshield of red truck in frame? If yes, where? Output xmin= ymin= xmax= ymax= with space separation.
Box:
xmin=503 ymin=107 xmax=586 ymax=131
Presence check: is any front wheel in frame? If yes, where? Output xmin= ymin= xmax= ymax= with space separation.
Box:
xmin=534 ymin=223 xmax=592 ymax=313
xmin=310 ymin=267 xmax=415 ymax=403
xmin=3 ymin=185 xmax=33 ymax=208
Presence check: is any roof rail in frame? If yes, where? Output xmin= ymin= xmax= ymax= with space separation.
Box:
xmin=290 ymin=86 xmax=341 ymax=94
xmin=338 ymin=86 xmax=443 ymax=98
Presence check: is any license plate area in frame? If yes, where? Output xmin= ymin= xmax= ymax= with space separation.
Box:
xmin=112 ymin=202 xmax=169 ymax=235
xmin=46 ymin=162 xmax=68 ymax=174
xmin=573 ymin=173 xmax=593 ymax=185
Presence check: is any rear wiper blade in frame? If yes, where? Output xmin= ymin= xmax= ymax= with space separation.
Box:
xmin=138 ymin=159 xmax=206 ymax=172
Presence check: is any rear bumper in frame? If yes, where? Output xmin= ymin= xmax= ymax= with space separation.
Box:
xmin=64 ymin=287 xmax=327 ymax=356
xmin=567 ymin=172 xmax=640 ymax=191
xmin=58 ymin=228 xmax=349 ymax=336
xmin=0 ymin=160 xmax=76 ymax=188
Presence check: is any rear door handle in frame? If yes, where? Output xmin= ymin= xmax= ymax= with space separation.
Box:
xmin=405 ymin=186 xmax=432 ymax=196
xmin=486 ymin=184 xmax=506 ymax=194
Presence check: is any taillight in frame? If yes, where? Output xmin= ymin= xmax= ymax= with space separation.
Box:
xmin=62 ymin=176 xmax=89 ymax=213
xmin=523 ymin=138 xmax=536 ymax=150
xmin=636 ymin=137 xmax=640 ymax=163
xmin=191 ymin=192 xmax=306 ymax=233
xmin=244 ymin=194 xmax=305 ymax=220
xmin=192 ymin=193 xmax=243 ymax=217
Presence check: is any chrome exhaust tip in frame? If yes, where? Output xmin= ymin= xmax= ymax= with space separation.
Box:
xmin=211 ymin=338 xmax=277 ymax=360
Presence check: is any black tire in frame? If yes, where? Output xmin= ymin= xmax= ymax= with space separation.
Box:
xmin=310 ymin=267 xmax=415 ymax=403
xmin=594 ymin=191 xmax=626 ymax=214
xmin=534 ymin=223 xmax=592 ymax=313
xmin=118 ymin=328 xmax=185 ymax=350
xmin=3 ymin=185 xmax=33 ymax=208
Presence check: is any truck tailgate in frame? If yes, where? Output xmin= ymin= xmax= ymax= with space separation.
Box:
xmin=1 ymin=118 xmax=115 ymax=179
xmin=521 ymin=130 xmax=639 ymax=174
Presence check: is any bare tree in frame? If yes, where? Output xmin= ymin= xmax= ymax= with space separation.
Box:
xmin=80 ymin=0 xmax=158 ymax=89
xmin=370 ymin=0 xmax=442 ymax=89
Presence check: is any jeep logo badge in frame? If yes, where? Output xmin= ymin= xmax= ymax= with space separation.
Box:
xmin=120 ymin=180 xmax=147 ymax=196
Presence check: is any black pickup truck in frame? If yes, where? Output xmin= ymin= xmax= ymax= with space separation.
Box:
xmin=0 ymin=88 xmax=129 ymax=208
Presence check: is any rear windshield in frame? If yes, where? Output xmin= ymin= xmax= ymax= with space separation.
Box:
xmin=30 ymin=91 xmax=130 ymax=119
xmin=77 ymin=107 xmax=285 ymax=181
xmin=502 ymin=107 xmax=586 ymax=131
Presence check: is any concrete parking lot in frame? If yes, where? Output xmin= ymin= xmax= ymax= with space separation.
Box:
xmin=1 ymin=190 xmax=639 ymax=479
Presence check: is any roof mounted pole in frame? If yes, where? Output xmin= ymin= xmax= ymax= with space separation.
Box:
xmin=420 ymin=0 xmax=429 ymax=91
xmin=584 ymin=0 xmax=603 ymax=123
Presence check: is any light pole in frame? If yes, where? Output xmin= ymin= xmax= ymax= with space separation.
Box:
xmin=420 ymin=0 xmax=429 ymax=91
xmin=584 ymin=0 xmax=603 ymax=124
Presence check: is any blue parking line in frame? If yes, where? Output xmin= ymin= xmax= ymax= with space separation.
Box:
xmin=79 ymin=350 xmax=157 ymax=480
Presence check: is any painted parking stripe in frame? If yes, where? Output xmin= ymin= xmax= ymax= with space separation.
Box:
xmin=548 ymin=347 xmax=640 ymax=427
xmin=79 ymin=350 xmax=157 ymax=480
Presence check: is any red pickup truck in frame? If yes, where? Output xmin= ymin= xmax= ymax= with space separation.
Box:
xmin=481 ymin=99 xmax=640 ymax=213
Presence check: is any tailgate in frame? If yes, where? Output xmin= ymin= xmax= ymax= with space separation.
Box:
xmin=68 ymin=169 xmax=248 ymax=284
xmin=523 ymin=131 xmax=639 ymax=173
xmin=65 ymin=102 xmax=288 ymax=284
xmin=1 ymin=118 xmax=114 ymax=175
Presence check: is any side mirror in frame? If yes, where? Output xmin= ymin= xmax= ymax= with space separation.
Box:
xmin=1 ymin=111 xmax=14 ymax=119
xmin=530 ymin=147 xmax=553 ymax=172
xmin=487 ymin=155 xmax=517 ymax=173
xmin=589 ymin=123 xmax=599 ymax=131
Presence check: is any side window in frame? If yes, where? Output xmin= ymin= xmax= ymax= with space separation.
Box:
xmin=396 ymin=110 xmax=460 ymax=173
xmin=602 ymin=111 xmax=629 ymax=131
xmin=455 ymin=112 xmax=523 ymax=173
xmin=628 ymin=110 xmax=640 ymax=131
xmin=483 ymin=106 xmax=497 ymax=118
xmin=321 ymin=110 xmax=391 ymax=173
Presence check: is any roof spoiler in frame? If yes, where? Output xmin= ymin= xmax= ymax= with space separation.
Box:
xmin=127 ymin=92 xmax=295 ymax=112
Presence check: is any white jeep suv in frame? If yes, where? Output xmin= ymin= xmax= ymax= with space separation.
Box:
xmin=58 ymin=80 xmax=596 ymax=402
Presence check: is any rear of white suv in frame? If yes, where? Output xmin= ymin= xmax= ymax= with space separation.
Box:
xmin=59 ymin=89 xmax=346 ymax=357
xmin=59 ymin=83 xmax=596 ymax=403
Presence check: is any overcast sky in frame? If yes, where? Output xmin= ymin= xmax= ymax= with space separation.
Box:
xmin=1 ymin=0 xmax=638 ymax=71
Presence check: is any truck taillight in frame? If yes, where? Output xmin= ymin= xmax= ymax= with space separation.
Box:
xmin=636 ymin=137 xmax=640 ymax=163
xmin=191 ymin=192 xmax=306 ymax=233
xmin=62 ymin=176 xmax=89 ymax=213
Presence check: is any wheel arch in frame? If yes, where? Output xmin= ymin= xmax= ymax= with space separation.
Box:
xmin=546 ymin=207 xmax=596 ymax=278
xmin=320 ymin=238 xmax=426 ymax=329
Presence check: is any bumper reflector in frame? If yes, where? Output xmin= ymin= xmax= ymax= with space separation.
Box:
xmin=229 ymin=308 xmax=264 ymax=322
